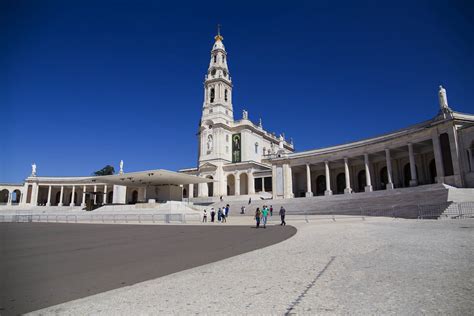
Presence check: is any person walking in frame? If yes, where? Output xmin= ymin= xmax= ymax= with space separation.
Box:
xmin=221 ymin=208 xmax=227 ymax=223
xmin=217 ymin=208 xmax=222 ymax=222
xmin=255 ymin=207 xmax=261 ymax=228
xmin=270 ymin=205 xmax=273 ymax=217
xmin=248 ymin=197 xmax=252 ymax=205
xmin=202 ymin=209 xmax=207 ymax=223
xmin=225 ymin=204 xmax=230 ymax=217
xmin=241 ymin=205 xmax=245 ymax=214
xmin=261 ymin=206 xmax=269 ymax=228
xmin=210 ymin=208 xmax=215 ymax=222
xmin=279 ymin=206 xmax=286 ymax=226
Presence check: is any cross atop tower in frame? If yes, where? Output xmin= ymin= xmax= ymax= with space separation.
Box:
xmin=215 ymin=24 xmax=223 ymax=41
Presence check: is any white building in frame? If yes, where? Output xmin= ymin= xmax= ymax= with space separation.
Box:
xmin=1 ymin=29 xmax=473 ymax=208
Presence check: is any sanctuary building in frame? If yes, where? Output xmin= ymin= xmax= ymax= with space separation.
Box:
xmin=1 ymin=30 xmax=473 ymax=208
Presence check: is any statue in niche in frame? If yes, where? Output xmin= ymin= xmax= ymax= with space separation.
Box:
xmin=207 ymin=134 xmax=213 ymax=152
xmin=31 ymin=163 xmax=37 ymax=176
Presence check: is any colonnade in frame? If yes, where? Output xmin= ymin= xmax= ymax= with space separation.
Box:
xmin=25 ymin=184 xmax=112 ymax=207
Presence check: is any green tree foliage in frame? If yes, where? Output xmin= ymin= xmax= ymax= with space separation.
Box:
xmin=93 ymin=165 xmax=115 ymax=176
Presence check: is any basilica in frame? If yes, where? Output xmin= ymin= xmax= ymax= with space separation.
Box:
xmin=1 ymin=30 xmax=473 ymax=208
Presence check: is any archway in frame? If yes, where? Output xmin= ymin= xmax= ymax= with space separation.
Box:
xmin=315 ymin=175 xmax=325 ymax=196
xmin=403 ymin=163 xmax=419 ymax=187
xmin=0 ymin=189 xmax=9 ymax=203
xmin=206 ymin=176 xmax=214 ymax=197
xmin=183 ymin=188 xmax=188 ymax=198
xmin=358 ymin=170 xmax=366 ymax=192
xmin=12 ymin=189 xmax=21 ymax=203
xmin=240 ymin=173 xmax=248 ymax=195
xmin=227 ymin=174 xmax=235 ymax=196
xmin=336 ymin=173 xmax=345 ymax=194
xmin=131 ymin=190 xmax=138 ymax=204
xmin=107 ymin=191 xmax=113 ymax=204
xmin=380 ymin=167 xmax=388 ymax=190
xmin=429 ymin=159 xmax=437 ymax=184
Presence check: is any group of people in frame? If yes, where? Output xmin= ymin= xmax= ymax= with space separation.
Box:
xmin=202 ymin=204 xmax=230 ymax=223
xmin=254 ymin=205 xmax=286 ymax=228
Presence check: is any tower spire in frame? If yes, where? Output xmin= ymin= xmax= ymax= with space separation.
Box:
xmin=215 ymin=24 xmax=223 ymax=41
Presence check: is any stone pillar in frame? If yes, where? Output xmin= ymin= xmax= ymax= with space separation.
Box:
xmin=248 ymin=171 xmax=255 ymax=195
xmin=93 ymin=185 xmax=97 ymax=204
xmin=46 ymin=185 xmax=52 ymax=206
xmin=272 ymin=165 xmax=278 ymax=199
xmin=431 ymin=131 xmax=445 ymax=183
xmin=385 ymin=149 xmax=394 ymax=189
xmin=344 ymin=158 xmax=352 ymax=194
xmin=447 ymin=126 xmax=463 ymax=187
xmin=283 ymin=164 xmax=293 ymax=198
xmin=235 ymin=173 xmax=241 ymax=196
xmin=81 ymin=185 xmax=87 ymax=207
xmin=408 ymin=143 xmax=418 ymax=186
xmin=103 ymin=185 xmax=107 ymax=204
xmin=59 ymin=186 xmax=64 ymax=206
xmin=468 ymin=148 xmax=474 ymax=172
xmin=324 ymin=161 xmax=333 ymax=196
xmin=364 ymin=154 xmax=373 ymax=192
xmin=305 ymin=164 xmax=313 ymax=197
xmin=7 ymin=191 xmax=12 ymax=205
xmin=70 ymin=185 xmax=76 ymax=206
xmin=32 ymin=183 xmax=39 ymax=206
xmin=188 ymin=183 xmax=194 ymax=199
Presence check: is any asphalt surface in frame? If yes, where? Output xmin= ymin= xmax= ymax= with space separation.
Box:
xmin=0 ymin=223 xmax=296 ymax=315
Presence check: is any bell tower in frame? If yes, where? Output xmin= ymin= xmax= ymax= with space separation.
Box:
xmin=198 ymin=26 xmax=234 ymax=165
xmin=201 ymin=25 xmax=233 ymax=124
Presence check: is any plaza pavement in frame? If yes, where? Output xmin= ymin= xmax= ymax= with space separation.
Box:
xmin=29 ymin=217 xmax=473 ymax=315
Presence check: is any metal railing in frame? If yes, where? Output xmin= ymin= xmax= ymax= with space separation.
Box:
xmin=0 ymin=213 xmax=201 ymax=224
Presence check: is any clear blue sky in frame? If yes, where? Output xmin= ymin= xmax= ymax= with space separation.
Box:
xmin=1 ymin=0 xmax=473 ymax=183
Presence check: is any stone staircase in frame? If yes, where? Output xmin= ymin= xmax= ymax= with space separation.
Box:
xmin=208 ymin=184 xmax=474 ymax=219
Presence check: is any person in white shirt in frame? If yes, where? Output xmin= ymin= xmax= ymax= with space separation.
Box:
xmin=202 ymin=209 xmax=207 ymax=223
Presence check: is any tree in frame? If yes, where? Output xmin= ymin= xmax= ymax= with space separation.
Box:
xmin=93 ymin=165 xmax=115 ymax=176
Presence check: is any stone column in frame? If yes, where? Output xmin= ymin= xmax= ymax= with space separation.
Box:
xmin=248 ymin=171 xmax=255 ymax=195
xmin=385 ymin=149 xmax=394 ymax=189
xmin=305 ymin=164 xmax=313 ymax=197
xmin=7 ymin=191 xmax=12 ymax=205
xmin=468 ymin=148 xmax=474 ymax=172
xmin=447 ymin=126 xmax=463 ymax=187
xmin=431 ymin=132 xmax=445 ymax=183
xmin=235 ymin=173 xmax=241 ymax=196
xmin=272 ymin=165 xmax=278 ymax=199
xmin=59 ymin=186 xmax=64 ymax=206
xmin=408 ymin=143 xmax=418 ymax=186
xmin=81 ymin=185 xmax=87 ymax=207
xmin=344 ymin=158 xmax=352 ymax=194
xmin=93 ymin=185 xmax=97 ymax=204
xmin=46 ymin=185 xmax=52 ymax=206
xmin=103 ymin=185 xmax=108 ymax=204
xmin=283 ymin=164 xmax=293 ymax=199
xmin=70 ymin=185 xmax=76 ymax=206
xmin=364 ymin=154 xmax=373 ymax=192
xmin=33 ymin=183 xmax=39 ymax=206
xmin=324 ymin=161 xmax=333 ymax=196
xmin=188 ymin=183 xmax=194 ymax=199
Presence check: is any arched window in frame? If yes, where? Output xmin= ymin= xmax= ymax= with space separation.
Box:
xmin=213 ymin=55 xmax=217 ymax=63
xmin=263 ymin=148 xmax=266 ymax=156
xmin=224 ymin=89 xmax=228 ymax=101
xmin=255 ymin=143 xmax=259 ymax=154
xmin=210 ymin=88 xmax=215 ymax=103
xmin=222 ymin=55 xmax=225 ymax=63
